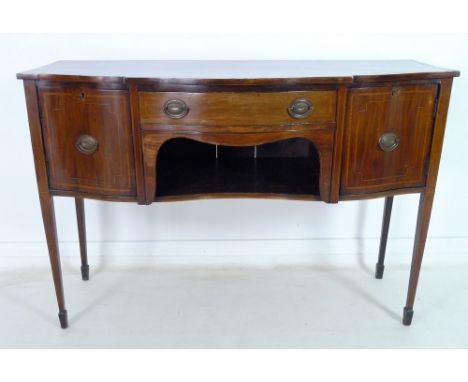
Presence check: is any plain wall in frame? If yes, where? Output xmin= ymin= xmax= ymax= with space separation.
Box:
xmin=1 ymin=33 xmax=467 ymax=259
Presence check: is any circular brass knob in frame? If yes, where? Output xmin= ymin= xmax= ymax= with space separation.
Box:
xmin=75 ymin=134 xmax=98 ymax=155
xmin=163 ymin=99 xmax=189 ymax=119
xmin=378 ymin=132 xmax=400 ymax=152
xmin=288 ymin=98 xmax=314 ymax=118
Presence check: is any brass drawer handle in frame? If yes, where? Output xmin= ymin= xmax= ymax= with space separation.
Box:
xmin=378 ymin=132 xmax=400 ymax=152
xmin=163 ymin=99 xmax=189 ymax=119
xmin=288 ymin=98 xmax=314 ymax=118
xmin=75 ymin=134 xmax=98 ymax=155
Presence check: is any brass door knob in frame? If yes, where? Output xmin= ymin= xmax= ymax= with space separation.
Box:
xmin=163 ymin=99 xmax=189 ymax=119
xmin=378 ymin=132 xmax=400 ymax=152
xmin=75 ymin=134 xmax=98 ymax=155
xmin=288 ymin=98 xmax=314 ymax=118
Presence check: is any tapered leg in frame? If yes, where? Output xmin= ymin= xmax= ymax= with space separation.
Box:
xmin=75 ymin=197 xmax=89 ymax=281
xmin=375 ymin=196 xmax=394 ymax=279
xmin=38 ymin=193 xmax=68 ymax=329
xmin=403 ymin=192 xmax=435 ymax=325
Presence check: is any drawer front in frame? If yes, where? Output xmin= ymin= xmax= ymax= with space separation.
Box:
xmin=341 ymin=84 xmax=438 ymax=195
xmin=139 ymin=90 xmax=337 ymax=127
xmin=39 ymin=88 xmax=136 ymax=196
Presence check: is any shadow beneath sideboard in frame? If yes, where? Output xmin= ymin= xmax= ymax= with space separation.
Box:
xmin=355 ymin=200 xmax=375 ymax=277
xmin=328 ymin=269 xmax=402 ymax=323
xmin=83 ymin=197 xmax=401 ymax=324
xmin=349 ymin=199 xmax=401 ymax=322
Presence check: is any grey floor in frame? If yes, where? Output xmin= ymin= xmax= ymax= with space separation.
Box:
xmin=1 ymin=255 xmax=467 ymax=348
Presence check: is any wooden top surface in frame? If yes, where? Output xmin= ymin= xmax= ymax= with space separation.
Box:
xmin=17 ymin=60 xmax=460 ymax=84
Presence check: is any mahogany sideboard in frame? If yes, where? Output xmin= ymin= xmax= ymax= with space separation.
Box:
xmin=17 ymin=60 xmax=459 ymax=329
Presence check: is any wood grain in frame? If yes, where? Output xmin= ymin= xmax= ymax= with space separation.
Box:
xmin=23 ymin=80 xmax=67 ymax=328
xmin=341 ymin=84 xmax=438 ymax=195
xmin=17 ymin=61 xmax=459 ymax=328
xmin=403 ymin=78 xmax=454 ymax=324
xmin=139 ymin=90 xmax=337 ymax=126
xmin=142 ymin=130 xmax=334 ymax=204
xmin=39 ymin=86 xmax=136 ymax=197
xmin=17 ymin=60 xmax=460 ymax=84
xmin=129 ymin=84 xmax=146 ymax=204
xmin=330 ymin=85 xmax=348 ymax=202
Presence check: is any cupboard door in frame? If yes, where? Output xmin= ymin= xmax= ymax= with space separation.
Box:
xmin=39 ymin=87 xmax=136 ymax=197
xmin=341 ymin=84 xmax=438 ymax=195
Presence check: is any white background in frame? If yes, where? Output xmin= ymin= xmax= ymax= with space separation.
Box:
xmin=0 ymin=33 xmax=467 ymax=261
xmin=1 ymin=0 xmax=468 ymax=378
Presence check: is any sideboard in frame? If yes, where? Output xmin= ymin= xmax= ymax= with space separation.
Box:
xmin=17 ymin=60 xmax=459 ymax=329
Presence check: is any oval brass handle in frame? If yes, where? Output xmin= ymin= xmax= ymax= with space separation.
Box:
xmin=378 ymin=132 xmax=400 ymax=152
xmin=163 ymin=99 xmax=189 ymax=119
xmin=75 ymin=134 xmax=98 ymax=155
xmin=288 ymin=98 xmax=314 ymax=118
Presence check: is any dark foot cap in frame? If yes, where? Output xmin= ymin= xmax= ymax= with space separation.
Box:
xmin=402 ymin=307 xmax=414 ymax=326
xmin=58 ymin=310 xmax=68 ymax=329
xmin=375 ymin=263 xmax=385 ymax=279
xmin=81 ymin=264 xmax=90 ymax=281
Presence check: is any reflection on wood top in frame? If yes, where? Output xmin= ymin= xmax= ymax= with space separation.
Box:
xmin=17 ymin=60 xmax=460 ymax=84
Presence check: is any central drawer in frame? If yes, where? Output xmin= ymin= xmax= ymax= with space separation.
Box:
xmin=139 ymin=90 xmax=337 ymax=127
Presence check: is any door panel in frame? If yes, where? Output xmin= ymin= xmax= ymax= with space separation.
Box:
xmin=341 ymin=84 xmax=438 ymax=195
xmin=39 ymin=87 xmax=136 ymax=197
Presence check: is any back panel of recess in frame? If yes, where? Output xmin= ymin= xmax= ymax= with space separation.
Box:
xmin=155 ymin=138 xmax=320 ymax=198
xmin=340 ymin=84 xmax=438 ymax=195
